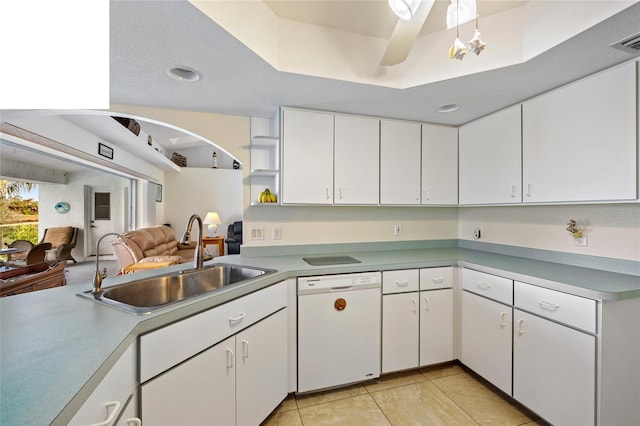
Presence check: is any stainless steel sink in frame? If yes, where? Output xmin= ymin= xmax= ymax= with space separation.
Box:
xmin=78 ymin=263 xmax=274 ymax=315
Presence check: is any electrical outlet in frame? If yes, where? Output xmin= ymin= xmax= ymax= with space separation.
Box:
xmin=394 ymin=224 xmax=402 ymax=236
xmin=575 ymin=234 xmax=587 ymax=247
xmin=473 ymin=227 xmax=482 ymax=239
xmin=272 ymin=226 xmax=281 ymax=240
xmin=250 ymin=227 xmax=264 ymax=240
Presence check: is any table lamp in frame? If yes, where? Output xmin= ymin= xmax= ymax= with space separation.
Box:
xmin=203 ymin=212 xmax=221 ymax=237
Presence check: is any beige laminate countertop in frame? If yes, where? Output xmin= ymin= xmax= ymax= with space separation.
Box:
xmin=1 ymin=247 xmax=638 ymax=425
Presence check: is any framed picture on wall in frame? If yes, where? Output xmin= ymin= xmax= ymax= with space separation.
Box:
xmin=155 ymin=184 xmax=162 ymax=202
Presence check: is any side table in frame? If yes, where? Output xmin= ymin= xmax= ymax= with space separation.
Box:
xmin=202 ymin=236 xmax=225 ymax=257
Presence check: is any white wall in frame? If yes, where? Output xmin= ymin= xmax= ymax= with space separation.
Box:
xmin=458 ymin=204 xmax=640 ymax=262
xmin=245 ymin=206 xmax=458 ymax=246
xmin=163 ymin=168 xmax=243 ymax=251
xmin=39 ymin=170 xmax=130 ymax=261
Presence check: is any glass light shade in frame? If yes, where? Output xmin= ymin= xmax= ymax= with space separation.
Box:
xmin=446 ymin=0 xmax=477 ymax=29
xmin=388 ymin=0 xmax=422 ymax=20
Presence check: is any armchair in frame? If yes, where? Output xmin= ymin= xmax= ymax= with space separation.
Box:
xmin=3 ymin=240 xmax=52 ymax=265
xmin=225 ymin=221 xmax=243 ymax=255
xmin=40 ymin=226 xmax=79 ymax=263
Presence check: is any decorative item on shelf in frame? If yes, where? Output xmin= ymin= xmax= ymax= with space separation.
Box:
xmin=54 ymin=202 xmax=70 ymax=214
xmin=233 ymin=159 xmax=240 ymax=170
xmin=170 ymin=152 xmax=187 ymax=167
xmin=212 ymin=151 xmax=218 ymax=168
xmin=203 ymin=211 xmax=221 ymax=237
xmin=258 ymin=188 xmax=277 ymax=203
xmin=112 ymin=116 xmax=141 ymax=136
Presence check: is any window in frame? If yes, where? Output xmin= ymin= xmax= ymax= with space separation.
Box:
xmin=94 ymin=192 xmax=111 ymax=220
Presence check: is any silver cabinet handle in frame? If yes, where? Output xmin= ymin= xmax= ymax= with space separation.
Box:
xmin=499 ymin=312 xmax=507 ymax=328
xmin=90 ymin=401 xmax=121 ymax=426
xmin=411 ymin=298 xmax=417 ymax=313
xmin=242 ymin=340 xmax=250 ymax=358
xmin=228 ymin=312 xmax=246 ymax=323
xmin=431 ymin=277 xmax=444 ymax=284
xmin=423 ymin=296 xmax=430 ymax=312
xmin=395 ymin=280 xmax=409 ymax=287
xmin=517 ymin=318 xmax=525 ymax=335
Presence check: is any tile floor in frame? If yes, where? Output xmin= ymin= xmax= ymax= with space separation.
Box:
xmin=262 ymin=362 xmax=547 ymax=426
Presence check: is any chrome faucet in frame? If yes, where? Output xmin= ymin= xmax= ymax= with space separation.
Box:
xmin=179 ymin=214 xmax=204 ymax=271
xmin=92 ymin=232 xmax=123 ymax=295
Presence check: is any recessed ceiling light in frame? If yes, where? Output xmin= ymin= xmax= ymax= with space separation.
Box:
xmin=437 ymin=104 xmax=460 ymax=113
xmin=165 ymin=66 xmax=201 ymax=82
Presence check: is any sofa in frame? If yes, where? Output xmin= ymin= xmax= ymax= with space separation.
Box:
xmin=0 ymin=261 xmax=67 ymax=297
xmin=111 ymin=225 xmax=196 ymax=270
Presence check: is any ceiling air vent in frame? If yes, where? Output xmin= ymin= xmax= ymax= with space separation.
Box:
xmin=610 ymin=32 xmax=640 ymax=55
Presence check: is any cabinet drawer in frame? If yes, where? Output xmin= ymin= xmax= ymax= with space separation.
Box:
xmin=420 ymin=267 xmax=454 ymax=290
xmin=140 ymin=281 xmax=287 ymax=383
xmin=383 ymin=269 xmax=419 ymax=294
xmin=514 ymin=281 xmax=596 ymax=333
xmin=461 ymin=268 xmax=512 ymax=305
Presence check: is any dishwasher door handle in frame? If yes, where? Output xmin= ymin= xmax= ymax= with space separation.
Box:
xmin=330 ymin=286 xmax=353 ymax=291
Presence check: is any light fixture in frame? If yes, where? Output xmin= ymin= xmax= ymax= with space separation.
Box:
xmin=437 ymin=104 xmax=460 ymax=113
xmin=446 ymin=0 xmax=476 ymax=30
xmin=388 ymin=0 xmax=422 ymax=20
xmin=203 ymin=211 xmax=221 ymax=237
xmin=449 ymin=0 xmax=467 ymax=60
xmin=468 ymin=14 xmax=486 ymax=56
xmin=165 ymin=65 xmax=201 ymax=82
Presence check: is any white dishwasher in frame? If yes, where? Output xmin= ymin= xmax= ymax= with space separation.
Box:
xmin=297 ymin=271 xmax=381 ymax=393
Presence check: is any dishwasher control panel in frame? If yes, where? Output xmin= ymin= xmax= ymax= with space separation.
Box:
xmin=298 ymin=272 xmax=381 ymax=294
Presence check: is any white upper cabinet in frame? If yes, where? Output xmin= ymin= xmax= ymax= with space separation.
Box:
xmin=334 ymin=114 xmax=380 ymax=205
xmin=459 ymin=105 xmax=522 ymax=205
xmin=522 ymin=61 xmax=638 ymax=203
xmin=380 ymin=119 xmax=422 ymax=205
xmin=281 ymin=108 xmax=334 ymax=204
xmin=421 ymin=124 xmax=458 ymax=205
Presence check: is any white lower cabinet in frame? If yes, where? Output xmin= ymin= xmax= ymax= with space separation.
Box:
xmin=419 ymin=289 xmax=454 ymax=366
xmin=382 ymin=292 xmax=419 ymax=372
xmin=70 ymin=343 xmax=138 ymax=426
xmin=513 ymin=280 xmax=596 ymax=425
xmin=460 ymin=290 xmax=513 ymax=395
xmin=141 ymin=309 xmax=287 ymax=426
xmin=382 ymin=268 xmax=453 ymax=374
xmin=513 ymin=309 xmax=595 ymax=426
xmin=139 ymin=282 xmax=288 ymax=426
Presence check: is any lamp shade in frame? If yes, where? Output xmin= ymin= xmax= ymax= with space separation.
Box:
xmin=388 ymin=0 xmax=422 ymax=20
xmin=204 ymin=212 xmax=221 ymax=225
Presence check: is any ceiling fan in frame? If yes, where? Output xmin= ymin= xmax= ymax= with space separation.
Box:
xmin=382 ymin=0 xmax=477 ymax=66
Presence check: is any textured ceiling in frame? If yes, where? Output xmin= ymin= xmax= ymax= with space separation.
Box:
xmin=109 ymin=0 xmax=640 ymax=126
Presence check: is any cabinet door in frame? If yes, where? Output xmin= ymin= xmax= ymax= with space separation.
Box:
xmin=70 ymin=343 xmax=137 ymax=426
xmin=419 ymin=289 xmax=454 ymax=366
xmin=140 ymin=336 xmax=236 ymax=426
xmin=382 ymin=292 xmax=419 ymax=373
xmin=334 ymin=114 xmax=380 ymax=204
xmin=236 ymin=309 xmax=288 ymax=426
xmin=460 ymin=291 xmax=512 ymax=395
xmin=513 ymin=309 xmax=595 ymax=426
xmin=522 ymin=61 xmax=637 ymax=203
xmin=421 ymin=124 xmax=458 ymax=205
xmin=459 ymin=105 xmax=522 ymax=205
xmin=282 ymin=108 xmax=334 ymax=204
xmin=380 ymin=120 xmax=421 ymax=204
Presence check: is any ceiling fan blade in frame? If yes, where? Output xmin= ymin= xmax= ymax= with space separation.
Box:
xmin=381 ymin=0 xmax=435 ymax=66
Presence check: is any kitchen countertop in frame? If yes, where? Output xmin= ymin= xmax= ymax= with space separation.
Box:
xmin=1 ymin=246 xmax=639 ymax=425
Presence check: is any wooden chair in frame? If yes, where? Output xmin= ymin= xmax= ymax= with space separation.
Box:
xmin=4 ymin=240 xmax=34 ymax=261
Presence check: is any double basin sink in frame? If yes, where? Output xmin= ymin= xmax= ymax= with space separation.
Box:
xmin=78 ymin=263 xmax=274 ymax=315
